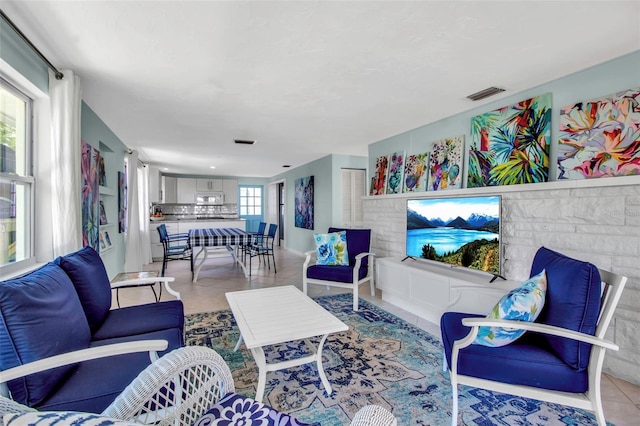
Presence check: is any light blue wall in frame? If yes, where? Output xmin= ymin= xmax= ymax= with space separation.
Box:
xmin=0 ymin=18 xmax=49 ymax=93
xmin=369 ymin=51 xmax=640 ymax=186
xmin=81 ymin=104 xmax=127 ymax=278
xmin=270 ymin=154 xmax=367 ymax=254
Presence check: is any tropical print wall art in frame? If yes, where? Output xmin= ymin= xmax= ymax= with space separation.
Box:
xmin=558 ymin=87 xmax=640 ymax=179
xmin=386 ymin=151 xmax=406 ymax=194
xmin=402 ymin=152 xmax=429 ymax=192
xmin=294 ymin=175 xmax=314 ymax=229
xmin=81 ymin=140 xmax=99 ymax=250
xmin=369 ymin=154 xmax=389 ymax=195
xmin=428 ymin=135 xmax=464 ymax=191
xmin=118 ymin=170 xmax=127 ymax=233
xmin=468 ymin=93 xmax=552 ymax=187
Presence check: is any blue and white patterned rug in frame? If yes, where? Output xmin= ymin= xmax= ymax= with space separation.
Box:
xmin=185 ymin=293 xmax=608 ymax=425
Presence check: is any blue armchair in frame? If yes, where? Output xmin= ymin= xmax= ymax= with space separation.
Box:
xmin=440 ymin=247 xmax=627 ymax=426
xmin=303 ymin=227 xmax=375 ymax=311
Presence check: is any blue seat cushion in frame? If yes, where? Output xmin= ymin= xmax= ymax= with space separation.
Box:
xmin=307 ymin=264 xmax=368 ymax=283
xmin=530 ymin=247 xmax=601 ymax=371
xmin=0 ymin=263 xmax=92 ymax=407
xmin=194 ymin=392 xmax=310 ymax=426
xmin=55 ymin=246 xmax=112 ymax=332
xmin=92 ymin=300 xmax=184 ymax=341
xmin=328 ymin=227 xmax=371 ymax=267
xmin=36 ymin=328 xmax=183 ymax=413
xmin=441 ymin=312 xmax=588 ymax=393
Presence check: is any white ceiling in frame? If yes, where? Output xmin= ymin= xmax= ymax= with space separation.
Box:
xmin=3 ymin=1 xmax=639 ymax=177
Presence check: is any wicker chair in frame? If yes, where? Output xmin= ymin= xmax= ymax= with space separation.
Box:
xmin=2 ymin=346 xmax=396 ymax=426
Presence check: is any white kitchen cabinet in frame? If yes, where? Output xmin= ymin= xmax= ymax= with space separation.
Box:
xmin=149 ymin=166 xmax=162 ymax=203
xmin=223 ymin=179 xmax=238 ymax=204
xmin=376 ymin=257 xmax=519 ymax=324
xmin=196 ymin=178 xmax=223 ymax=192
xmin=177 ymin=178 xmax=197 ymax=203
xmin=162 ymin=176 xmax=177 ymax=203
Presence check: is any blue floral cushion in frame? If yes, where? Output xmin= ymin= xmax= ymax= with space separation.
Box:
xmin=474 ymin=269 xmax=547 ymax=347
xmin=314 ymin=231 xmax=349 ymax=266
xmin=194 ymin=393 xmax=309 ymax=426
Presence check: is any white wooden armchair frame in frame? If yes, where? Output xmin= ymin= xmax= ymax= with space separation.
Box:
xmin=447 ymin=268 xmax=627 ymax=426
xmin=303 ymin=250 xmax=376 ymax=311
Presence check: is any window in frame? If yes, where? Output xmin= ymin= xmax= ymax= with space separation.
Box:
xmin=0 ymin=79 xmax=33 ymax=270
xmin=239 ymin=185 xmax=263 ymax=232
xmin=341 ymin=168 xmax=366 ymax=225
xmin=239 ymin=186 xmax=262 ymax=216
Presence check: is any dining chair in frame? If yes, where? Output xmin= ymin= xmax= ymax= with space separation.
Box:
xmin=157 ymin=224 xmax=191 ymax=276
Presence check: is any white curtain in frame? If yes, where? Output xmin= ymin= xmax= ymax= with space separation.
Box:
xmin=139 ymin=165 xmax=152 ymax=264
xmin=49 ymin=69 xmax=82 ymax=256
xmin=124 ymin=151 xmax=151 ymax=270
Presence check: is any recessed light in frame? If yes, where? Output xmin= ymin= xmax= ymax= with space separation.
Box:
xmin=162 ymin=167 xmax=169 ymax=171
xmin=234 ymin=139 xmax=256 ymax=145
xmin=210 ymin=166 xmax=216 ymax=169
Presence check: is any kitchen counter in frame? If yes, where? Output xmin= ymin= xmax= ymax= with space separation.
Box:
xmin=150 ymin=217 xmax=245 ymax=222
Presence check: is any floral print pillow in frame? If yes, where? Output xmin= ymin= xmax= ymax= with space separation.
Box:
xmin=474 ymin=269 xmax=547 ymax=347
xmin=314 ymin=231 xmax=349 ymax=266
xmin=194 ymin=392 xmax=309 ymax=426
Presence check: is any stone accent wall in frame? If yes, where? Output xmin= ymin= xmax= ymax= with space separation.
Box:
xmin=362 ymin=178 xmax=640 ymax=386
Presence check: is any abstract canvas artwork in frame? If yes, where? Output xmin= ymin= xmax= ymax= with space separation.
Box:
xmin=81 ymin=140 xmax=99 ymax=250
xmin=402 ymin=153 xmax=429 ymax=193
xmin=468 ymin=93 xmax=552 ymax=187
xmin=118 ymin=170 xmax=127 ymax=233
xmin=369 ymin=155 xmax=389 ymax=195
xmin=294 ymin=175 xmax=314 ymax=230
xmin=428 ymin=135 xmax=464 ymax=191
xmin=386 ymin=151 xmax=405 ymax=194
xmin=558 ymin=87 xmax=640 ymax=179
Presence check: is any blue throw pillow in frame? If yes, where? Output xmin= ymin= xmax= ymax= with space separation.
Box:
xmin=0 ymin=263 xmax=92 ymax=407
xmin=530 ymin=247 xmax=601 ymax=371
xmin=474 ymin=269 xmax=547 ymax=347
xmin=56 ymin=246 xmax=112 ymax=332
xmin=194 ymin=393 xmax=310 ymax=426
xmin=314 ymin=231 xmax=349 ymax=266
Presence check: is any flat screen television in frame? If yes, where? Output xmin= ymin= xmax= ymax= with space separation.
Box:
xmin=406 ymin=195 xmax=502 ymax=277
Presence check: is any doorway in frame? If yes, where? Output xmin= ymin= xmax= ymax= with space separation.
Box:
xmin=278 ymin=182 xmax=285 ymax=246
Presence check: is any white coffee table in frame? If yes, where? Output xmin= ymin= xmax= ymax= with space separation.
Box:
xmin=225 ymin=285 xmax=348 ymax=401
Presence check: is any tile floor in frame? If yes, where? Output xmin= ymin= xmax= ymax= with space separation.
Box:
xmin=114 ymin=246 xmax=640 ymax=425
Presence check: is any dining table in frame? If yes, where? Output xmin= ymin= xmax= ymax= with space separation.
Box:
xmin=188 ymin=227 xmax=252 ymax=282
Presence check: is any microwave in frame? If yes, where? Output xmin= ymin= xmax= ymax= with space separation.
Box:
xmin=195 ymin=192 xmax=224 ymax=205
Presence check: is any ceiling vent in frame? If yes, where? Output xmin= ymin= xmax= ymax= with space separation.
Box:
xmin=466 ymin=87 xmax=505 ymax=101
xmin=234 ymin=139 xmax=256 ymax=145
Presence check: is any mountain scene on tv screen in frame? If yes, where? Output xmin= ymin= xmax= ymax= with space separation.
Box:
xmin=407 ymin=208 xmax=500 ymax=273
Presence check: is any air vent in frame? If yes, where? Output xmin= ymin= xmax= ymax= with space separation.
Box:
xmin=234 ymin=139 xmax=256 ymax=145
xmin=282 ymin=165 xmax=291 ymax=168
xmin=466 ymin=87 xmax=505 ymax=101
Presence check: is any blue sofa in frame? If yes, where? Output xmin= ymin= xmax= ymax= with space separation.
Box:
xmin=0 ymin=246 xmax=184 ymax=413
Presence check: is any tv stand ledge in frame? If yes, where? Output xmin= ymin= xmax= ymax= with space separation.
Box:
xmin=375 ymin=256 xmax=520 ymax=325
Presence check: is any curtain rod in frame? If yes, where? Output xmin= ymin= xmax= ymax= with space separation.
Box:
xmin=0 ymin=9 xmax=64 ymax=80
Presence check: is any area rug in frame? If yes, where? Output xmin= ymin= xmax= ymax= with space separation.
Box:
xmin=185 ymin=293 xmax=607 ymax=425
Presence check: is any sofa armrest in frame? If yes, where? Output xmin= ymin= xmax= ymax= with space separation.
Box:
xmin=0 ymin=340 xmax=169 ymax=386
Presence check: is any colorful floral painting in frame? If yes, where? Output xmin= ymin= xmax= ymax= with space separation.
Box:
xmin=81 ymin=140 xmax=99 ymax=250
xmin=118 ymin=170 xmax=127 ymax=233
xmin=402 ymin=153 xmax=429 ymax=192
xmin=386 ymin=151 xmax=405 ymax=194
xmin=294 ymin=175 xmax=314 ymax=229
xmin=468 ymin=93 xmax=552 ymax=187
xmin=369 ymin=155 xmax=389 ymax=195
xmin=428 ymin=135 xmax=464 ymax=191
xmin=558 ymin=87 xmax=640 ymax=179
